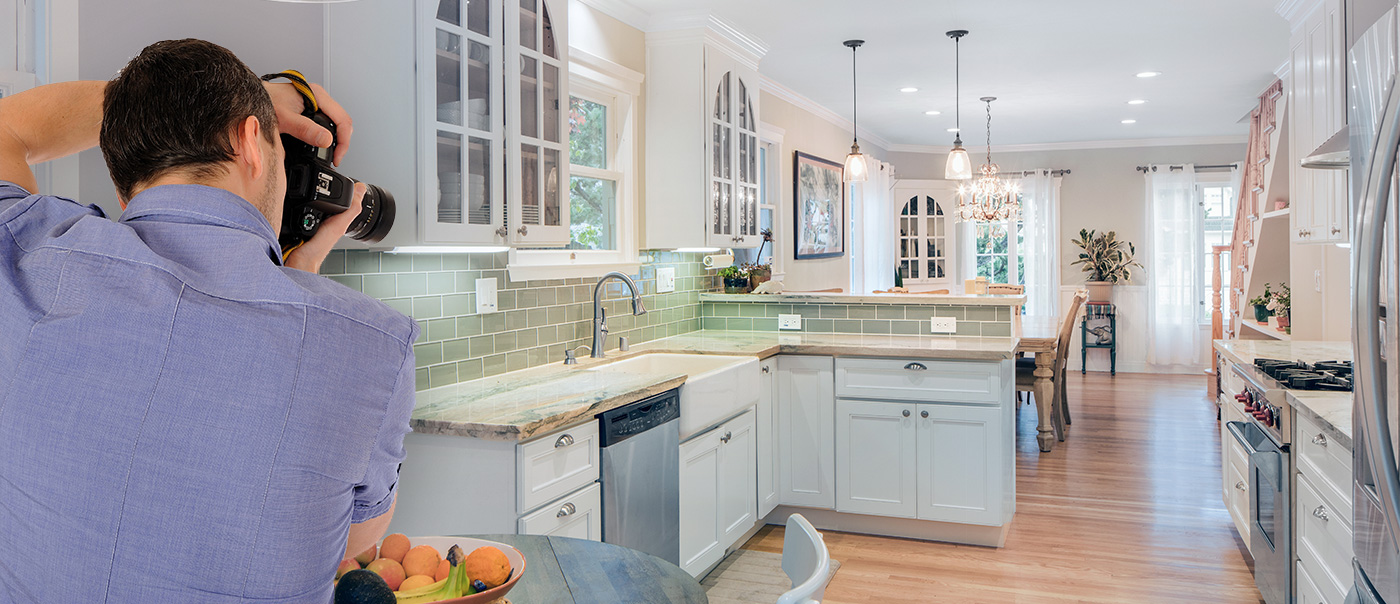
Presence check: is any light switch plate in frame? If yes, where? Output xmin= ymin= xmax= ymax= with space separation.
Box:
xmin=930 ymin=316 xmax=956 ymax=334
xmin=476 ymin=277 xmax=498 ymax=313
xmin=657 ymin=267 xmax=676 ymax=293
xmin=778 ymin=314 xmax=802 ymax=330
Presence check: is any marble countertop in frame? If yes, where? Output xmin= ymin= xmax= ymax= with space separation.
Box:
xmin=1212 ymin=339 xmax=1352 ymax=368
xmin=699 ymin=292 xmax=1027 ymax=307
xmin=1287 ymin=391 xmax=1353 ymax=450
xmin=411 ymin=330 xmax=1020 ymax=441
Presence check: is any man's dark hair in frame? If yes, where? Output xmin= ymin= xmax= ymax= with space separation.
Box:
xmin=101 ymin=39 xmax=277 ymax=200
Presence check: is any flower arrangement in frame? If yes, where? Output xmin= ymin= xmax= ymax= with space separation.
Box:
xmin=1268 ymin=283 xmax=1290 ymax=330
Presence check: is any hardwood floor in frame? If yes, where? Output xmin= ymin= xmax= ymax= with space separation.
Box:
xmin=740 ymin=372 xmax=1264 ymax=603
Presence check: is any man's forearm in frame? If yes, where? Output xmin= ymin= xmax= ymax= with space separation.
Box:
xmin=0 ymin=81 xmax=106 ymax=193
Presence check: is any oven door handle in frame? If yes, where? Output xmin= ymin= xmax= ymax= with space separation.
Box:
xmin=1227 ymin=420 xmax=1284 ymax=487
xmin=1225 ymin=421 xmax=1259 ymax=455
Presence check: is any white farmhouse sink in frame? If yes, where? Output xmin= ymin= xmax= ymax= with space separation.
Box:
xmin=589 ymin=353 xmax=760 ymax=439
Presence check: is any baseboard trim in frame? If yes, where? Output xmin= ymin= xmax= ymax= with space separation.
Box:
xmin=761 ymin=505 xmax=1011 ymax=548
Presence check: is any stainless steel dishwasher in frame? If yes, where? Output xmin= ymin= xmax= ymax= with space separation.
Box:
xmin=598 ymin=389 xmax=680 ymax=565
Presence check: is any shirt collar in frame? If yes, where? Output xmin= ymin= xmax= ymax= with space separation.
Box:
xmin=119 ymin=184 xmax=283 ymax=265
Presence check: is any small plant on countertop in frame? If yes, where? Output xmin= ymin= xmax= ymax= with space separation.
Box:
xmin=718 ymin=265 xmax=749 ymax=294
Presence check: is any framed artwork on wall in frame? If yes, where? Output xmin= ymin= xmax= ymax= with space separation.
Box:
xmin=793 ymin=151 xmax=845 ymax=260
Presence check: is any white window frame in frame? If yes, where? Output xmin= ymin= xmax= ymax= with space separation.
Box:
xmin=508 ymin=48 xmax=643 ymax=280
xmin=968 ymin=217 xmax=1024 ymax=285
xmin=755 ymin=123 xmax=784 ymax=278
xmin=1195 ymin=171 xmax=1236 ymax=325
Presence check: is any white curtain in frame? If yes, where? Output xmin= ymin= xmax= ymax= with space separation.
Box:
xmin=1146 ymin=165 xmax=1201 ymax=366
xmin=854 ymin=161 xmax=896 ymax=293
xmin=1020 ymin=171 xmax=1061 ymax=319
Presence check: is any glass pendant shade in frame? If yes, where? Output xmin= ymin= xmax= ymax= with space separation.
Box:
xmin=945 ymin=139 xmax=972 ymax=180
xmin=845 ymin=142 xmax=868 ymax=183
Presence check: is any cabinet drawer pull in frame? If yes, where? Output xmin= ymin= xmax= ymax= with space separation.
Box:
xmin=1235 ymin=481 xmax=1247 ymax=491
xmin=1313 ymin=505 xmax=1329 ymax=521
xmin=902 ymin=409 xmax=911 ymax=418
xmin=554 ymin=434 xmax=575 ymax=448
xmin=1312 ymin=433 xmax=1327 ymax=446
xmin=557 ymin=502 xmax=576 ymax=518
xmin=921 ymin=410 xmax=929 ymax=418
xmin=904 ymin=362 xmax=928 ymax=371
xmin=720 ymin=431 xmax=732 ymax=444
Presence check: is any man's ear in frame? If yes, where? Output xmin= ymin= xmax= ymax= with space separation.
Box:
xmin=234 ymin=115 xmax=266 ymax=182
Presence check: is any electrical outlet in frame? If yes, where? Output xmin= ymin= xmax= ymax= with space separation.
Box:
xmin=476 ymin=277 xmax=498 ymax=313
xmin=778 ymin=314 xmax=802 ymax=330
xmin=657 ymin=267 xmax=676 ymax=293
xmin=930 ymin=316 xmax=956 ymax=334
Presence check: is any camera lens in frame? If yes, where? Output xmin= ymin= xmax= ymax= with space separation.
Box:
xmin=346 ymin=183 xmax=396 ymax=243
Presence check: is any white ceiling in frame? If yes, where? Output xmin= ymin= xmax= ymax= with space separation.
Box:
xmin=600 ymin=0 xmax=1291 ymax=150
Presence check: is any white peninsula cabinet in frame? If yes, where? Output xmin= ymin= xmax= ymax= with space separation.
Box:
xmin=644 ymin=16 xmax=766 ymax=249
xmin=679 ymin=409 xmax=756 ymax=577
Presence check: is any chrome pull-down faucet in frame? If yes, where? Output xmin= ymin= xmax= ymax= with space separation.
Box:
xmin=591 ymin=271 xmax=647 ymax=358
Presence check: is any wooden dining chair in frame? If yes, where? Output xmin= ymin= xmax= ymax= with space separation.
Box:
xmin=776 ymin=514 xmax=831 ymax=604
xmin=986 ymin=283 xmax=1024 ymax=295
xmin=1014 ymin=290 xmax=1087 ymax=442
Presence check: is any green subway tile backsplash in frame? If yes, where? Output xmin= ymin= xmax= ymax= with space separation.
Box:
xmin=322 ymin=250 xmax=719 ymax=390
xmin=695 ymin=300 xmax=1014 ymax=338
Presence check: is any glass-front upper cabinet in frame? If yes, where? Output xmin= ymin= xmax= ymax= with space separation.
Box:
xmin=893 ymin=186 xmax=954 ymax=287
xmin=705 ymin=58 xmax=760 ymax=248
xmin=415 ymin=0 xmax=569 ymax=247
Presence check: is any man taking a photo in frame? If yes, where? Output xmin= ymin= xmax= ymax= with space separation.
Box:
xmin=0 ymin=39 xmax=416 ymax=603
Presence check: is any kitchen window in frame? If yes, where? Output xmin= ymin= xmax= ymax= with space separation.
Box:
xmin=1199 ymin=179 xmax=1237 ymax=323
xmin=507 ymin=50 xmax=641 ymax=280
xmin=735 ymin=126 xmax=782 ymax=277
xmin=972 ymin=218 xmax=1024 ymax=286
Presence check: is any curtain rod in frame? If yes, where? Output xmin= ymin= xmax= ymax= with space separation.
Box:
xmin=1009 ymin=169 xmax=1071 ymax=177
xmin=1135 ymin=163 xmax=1240 ymax=173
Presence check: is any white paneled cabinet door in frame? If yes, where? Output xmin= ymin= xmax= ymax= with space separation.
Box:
xmin=835 ymin=400 xmax=917 ymax=518
xmin=916 ymin=403 xmax=1004 ymax=525
xmin=679 ymin=429 xmax=723 ymax=578
xmin=756 ymin=362 xmax=779 ymax=519
xmin=505 ymin=0 xmax=569 ymax=246
xmin=777 ymin=356 xmax=836 ymax=508
xmin=717 ymin=410 xmax=757 ymax=548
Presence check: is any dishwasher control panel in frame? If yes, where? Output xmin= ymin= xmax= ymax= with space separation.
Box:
xmin=598 ymin=390 xmax=680 ymax=446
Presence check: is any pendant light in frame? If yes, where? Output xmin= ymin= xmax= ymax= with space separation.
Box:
xmin=944 ymin=30 xmax=972 ymax=180
xmin=956 ymin=97 xmax=1021 ymax=222
xmin=843 ymin=39 xmax=868 ymax=183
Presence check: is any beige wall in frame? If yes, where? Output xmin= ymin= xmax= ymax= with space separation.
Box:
xmin=568 ymin=1 xmax=644 ymax=74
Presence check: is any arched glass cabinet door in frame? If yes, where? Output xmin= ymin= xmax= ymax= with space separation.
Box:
xmin=706 ymin=69 xmax=761 ymax=247
xmin=898 ymin=194 xmax=948 ymax=283
xmin=507 ymin=0 xmax=569 ymax=245
xmin=736 ymin=77 xmax=759 ymax=243
xmin=710 ymin=72 xmax=732 ymax=243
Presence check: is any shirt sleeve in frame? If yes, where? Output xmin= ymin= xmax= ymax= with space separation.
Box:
xmin=351 ymin=340 xmax=417 ymax=523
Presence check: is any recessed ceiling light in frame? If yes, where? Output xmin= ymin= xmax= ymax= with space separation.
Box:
xmin=1136 ymin=71 xmax=1161 ymax=78
xmin=1127 ymin=99 xmax=1147 ymax=105
xmin=900 ymin=87 xmax=919 ymax=93
xmin=947 ymin=127 xmax=960 ymax=132
xmin=1121 ymin=119 xmax=1137 ymax=124
xmin=925 ymin=110 xmax=941 ymax=115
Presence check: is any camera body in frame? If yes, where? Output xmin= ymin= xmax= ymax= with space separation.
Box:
xmin=279 ymin=111 xmax=394 ymax=250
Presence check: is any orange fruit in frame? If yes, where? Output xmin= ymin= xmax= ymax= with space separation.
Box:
xmin=365 ymin=558 xmax=406 ymax=590
xmin=380 ymin=533 xmax=411 ymax=563
xmin=336 ymin=558 xmax=359 ymax=579
xmin=402 ymin=545 xmax=442 ymax=578
xmin=462 ymin=546 xmax=512 ymax=588
xmin=398 ymin=574 xmax=436 ymax=591
xmin=434 ymin=559 xmax=451 ymax=582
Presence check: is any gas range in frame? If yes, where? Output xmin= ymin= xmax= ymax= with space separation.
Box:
xmin=1251 ymin=358 xmax=1353 ymax=392
xmin=1231 ymin=358 xmax=1353 ymax=446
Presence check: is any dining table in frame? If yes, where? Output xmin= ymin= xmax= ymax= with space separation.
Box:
xmin=1017 ymin=315 xmax=1064 ymax=453
xmin=464 ymin=534 xmax=708 ymax=604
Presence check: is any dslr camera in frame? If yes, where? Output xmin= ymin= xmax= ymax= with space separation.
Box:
xmin=279 ymin=111 xmax=395 ymax=250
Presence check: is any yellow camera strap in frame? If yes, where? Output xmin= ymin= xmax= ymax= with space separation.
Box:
xmin=260 ymin=69 xmax=319 ymax=115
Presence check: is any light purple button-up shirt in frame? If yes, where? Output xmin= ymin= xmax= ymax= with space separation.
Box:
xmin=0 ymin=182 xmax=417 ymax=603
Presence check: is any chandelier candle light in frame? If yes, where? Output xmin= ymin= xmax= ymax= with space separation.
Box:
xmin=955 ymin=97 xmax=1020 ymax=222
xmin=944 ymin=30 xmax=972 ymax=180
xmin=843 ymin=39 xmax=868 ymax=183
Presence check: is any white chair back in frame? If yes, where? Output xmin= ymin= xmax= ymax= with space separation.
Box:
xmin=776 ymin=514 xmax=831 ymax=604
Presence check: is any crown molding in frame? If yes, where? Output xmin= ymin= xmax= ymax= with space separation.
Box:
xmin=1275 ymin=0 xmax=1321 ymax=29
xmin=886 ymin=135 xmax=1248 ymax=155
xmin=571 ymin=0 xmax=651 ymax=32
xmin=644 ymin=10 xmax=768 ymax=61
xmin=759 ymin=74 xmax=893 ymax=152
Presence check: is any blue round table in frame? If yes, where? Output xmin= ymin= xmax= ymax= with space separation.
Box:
xmin=463 ymin=535 xmax=708 ymax=604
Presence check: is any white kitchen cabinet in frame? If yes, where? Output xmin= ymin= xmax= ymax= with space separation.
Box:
xmin=518 ymin=482 xmax=601 ymax=541
xmin=892 ymin=182 xmax=958 ymax=287
xmin=756 ymin=361 xmax=779 ymax=519
xmin=835 ymin=400 xmax=917 ymax=518
xmin=1220 ymin=391 xmax=1251 ymax=549
xmin=776 ymin=356 xmax=836 ymax=509
xmin=1287 ymin=0 xmax=1347 ymax=244
xmin=915 ymin=403 xmax=1005 ymax=525
xmin=1294 ymin=411 xmax=1353 ymax=603
xmin=644 ymin=18 xmax=765 ymax=249
xmin=679 ymin=408 xmax=757 ymax=578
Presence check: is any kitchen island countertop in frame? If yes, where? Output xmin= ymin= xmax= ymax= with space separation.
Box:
xmin=1213 ymin=339 xmax=1352 ymax=368
xmin=411 ymin=330 xmax=1019 ymax=441
xmin=1287 ymin=390 xmax=1353 ymax=450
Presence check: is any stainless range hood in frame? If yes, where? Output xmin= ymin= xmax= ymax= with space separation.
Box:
xmin=1300 ymin=128 xmax=1349 ymax=170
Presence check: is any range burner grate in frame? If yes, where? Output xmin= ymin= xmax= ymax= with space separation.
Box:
xmin=1252 ymin=358 xmax=1353 ymax=391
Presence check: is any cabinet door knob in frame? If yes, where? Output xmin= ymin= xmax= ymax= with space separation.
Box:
xmin=761 ymin=365 xmax=770 ymax=374
xmin=720 ymin=431 xmax=732 ymax=444
xmin=495 ymin=226 xmax=509 ymax=238
xmin=1332 ymin=227 xmax=1342 ymax=235
xmin=1235 ymin=481 xmax=1247 ymax=491
xmin=921 ymin=410 xmax=929 ymax=419
xmin=555 ymin=434 xmax=575 ymax=448
xmin=557 ymin=502 xmax=576 ymax=518
xmin=518 ymin=225 xmax=529 ymax=236
xmin=1312 ymin=433 xmax=1327 ymax=446
xmin=902 ymin=409 xmax=911 ymax=418
xmin=904 ymin=362 xmax=927 ymax=371
xmin=1313 ymin=505 xmax=1329 ymax=521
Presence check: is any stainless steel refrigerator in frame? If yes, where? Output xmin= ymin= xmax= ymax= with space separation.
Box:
xmin=1350 ymin=5 xmax=1400 ymax=602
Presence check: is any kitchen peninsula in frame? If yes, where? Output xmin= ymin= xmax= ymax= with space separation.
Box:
xmin=389 ymin=293 xmax=1026 ymax=578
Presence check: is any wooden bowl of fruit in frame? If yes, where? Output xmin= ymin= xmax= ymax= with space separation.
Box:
xmin=335 ymin=534 xmax=525 ymax=604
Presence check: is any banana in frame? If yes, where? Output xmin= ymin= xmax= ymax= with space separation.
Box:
xmin=395 ymin=545 xmax=467 ymax=604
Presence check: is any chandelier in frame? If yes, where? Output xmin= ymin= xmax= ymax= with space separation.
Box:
xmin=956 ymin=97 xmax=1020 ymax=222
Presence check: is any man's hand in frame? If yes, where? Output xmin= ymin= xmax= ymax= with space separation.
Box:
xmin=263 ymin=81 xmax=354 ymax=166
xmin=284 ymin=182 xmax=364 ymax=274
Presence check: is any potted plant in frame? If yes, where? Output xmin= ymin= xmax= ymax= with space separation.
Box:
xmin=718 ymin=265 xmax=749 ymax=294
xmin=1070 ymin=229 xmax=1144 ymax=303
xmin=1269 ymin=283 xmax=1291 ymax=331
xmin=743 ymin=263 xmax=771 ymax=292
xmin=1248 ymin=283 xmax=1274 ymax=324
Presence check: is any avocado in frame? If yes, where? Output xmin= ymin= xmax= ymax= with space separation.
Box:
xmin=334 ymin=569 xmax=396 ymax=604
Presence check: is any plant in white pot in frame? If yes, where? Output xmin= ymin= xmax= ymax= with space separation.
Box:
xmin=1070 ymin=228 xmax=1143 ymax=303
